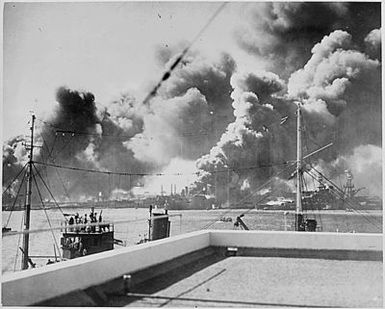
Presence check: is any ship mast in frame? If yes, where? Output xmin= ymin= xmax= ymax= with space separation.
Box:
xmin=22 ymin=114 xmax=35 ymax=269
xmin=295 ymin=103 xmax=303 ymax=231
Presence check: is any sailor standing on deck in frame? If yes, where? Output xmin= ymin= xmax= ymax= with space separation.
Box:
xmin=75 ymin=213 xmax=80 ymax=232
xmin=68 ymin=216 xmax=74 ymax=232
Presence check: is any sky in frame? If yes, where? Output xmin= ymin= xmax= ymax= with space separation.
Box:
xmin=3 ymin=1 xmax=254 ymax=140
xmin=2 ymin=1 xmax=382 ymax=200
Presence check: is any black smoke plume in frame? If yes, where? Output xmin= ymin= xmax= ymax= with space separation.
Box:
xmin=236 ymin=2 xmax=381 ymax=78
xmin=3 ymin=3 xmax=382 ymax=203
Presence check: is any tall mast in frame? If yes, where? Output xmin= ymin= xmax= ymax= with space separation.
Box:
xmin=22 ymin=114 xmax=35 ymax=269
xmin=295 ymin=103 xmax=303 ymax=231
xmin=227 ymin=166 xmax=230 ymax=208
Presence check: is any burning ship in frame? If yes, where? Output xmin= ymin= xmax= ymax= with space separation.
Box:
xmin=2 ymin=2 xmax=383 ymax=306
xmin=301 ymin=170 xmax=382 ymax=211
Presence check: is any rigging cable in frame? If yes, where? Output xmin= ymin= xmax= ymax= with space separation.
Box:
xmin=32 ymin=172 xmax=62 ymax=259
xmin=302 ymin=116 xmax=323 ymax=149
xmin=34 ymin=160 xmax=291 ymax=177
xmin=37 ymin=119 xmax=64 ymax=131
xmin=237 ymin=161 xmax=297 ymax=217
xmin=302 ymin=168 xmax=323 ymax=228
xmin=40 ymin=130 xmax=75 ymax=201
xmin=304 ymin=169 xmax=382 ymax=230
xmin=47 ymin=133 xmax=57 ymax=160
xmin=201 ymin=161 xmax=297 ymax=230
xmin=2 ymin=163 xmax=28 ymax=196
xmin=32 ymin=163 xmax=69 ymax=221
xmin=54 ymin=133 xmax=74 ymax=159
xmin=310 ymin=166 xmax=381 ymax=218
xmin=306 ymin=169 xmax=381 ymax=230
xmin=142 ymin=2 xmax=228 ymax=105
xmin=13 ymin=216 xmax=24 ymax=272
xmin=53 ymin=167 xmax=72 ymax=201
xmin=39 ymin=134 xmax=53 ymax=187
xmin=39 ymin=134 xmax=51 ymax=164
xmin=2 ymin=214 xmax=181 ymax=237
xmin=4 ymin=168 xmax=28 ymax=229
xmin=54 ymin=129 xmax=139 ymax=140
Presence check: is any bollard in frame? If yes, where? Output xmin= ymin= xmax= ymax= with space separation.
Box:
xmin=123 ymin=274 xmax=132 ymax=294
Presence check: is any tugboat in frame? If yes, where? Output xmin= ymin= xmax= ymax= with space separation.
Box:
xmin=60 ymin=208 xmax=115 ymax=259
xmin=3 ymin=116 xmax=118 ymax=269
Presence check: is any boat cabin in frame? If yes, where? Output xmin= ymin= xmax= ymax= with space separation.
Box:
xmin=60 ymin=221 xmax=114 ymax=259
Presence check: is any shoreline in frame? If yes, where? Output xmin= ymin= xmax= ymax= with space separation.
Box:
xmin=3 ymin=206 xmax=383 ymax=216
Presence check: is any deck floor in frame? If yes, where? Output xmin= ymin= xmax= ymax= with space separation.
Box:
xmin=113 ymin=256 xmax=382 ymax=307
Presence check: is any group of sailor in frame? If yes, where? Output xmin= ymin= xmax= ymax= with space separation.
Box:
xmin=63 ymin=236 xmax=87 ymax=257
xmin=67 ymin=210 xmax=106 ymax=233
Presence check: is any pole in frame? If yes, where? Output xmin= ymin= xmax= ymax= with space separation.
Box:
xmin=227 ymin=167 xmax=230 ymax=208
xmin=214 ymin=167 xmax=218 ymax=206
xmin=295 ymin=104 xmax=303 ymax=231
xmin=148 ymin=205 xmax=152 ymax=241
xmin=22 ymin=114 xmax=35 ymax=269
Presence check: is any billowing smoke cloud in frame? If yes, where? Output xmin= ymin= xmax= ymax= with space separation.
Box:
xmin=194 ymin=70 xmax=295 ymax=204
xmin=193 ymin=27 xmax=381 ymax=203
xmin=316 ymin=144 xmax=382 ymax=197
xmin=127 ymin=88 xmax=208 ymax=165
xmin=34 ymin=87 xmax=150 ymax=201
xmin=3 ymin=52 xmax=237 ymax=201
xmin=3 ymin=3 xmax=381 ymax=204
xmin=126 ymin=52 xmax=236 ymax=165
xmin=288 ymin=30 xmax=381 ymax=154
xmin=236 ymin=2 xmax=381 ymax=78
xmin=364 ymin=28 xmax=381 ymax=60
xmin=2 ymin=136 xmax=28 ymax=202
xmin=131 ymin=158 xmax=198 ymax=196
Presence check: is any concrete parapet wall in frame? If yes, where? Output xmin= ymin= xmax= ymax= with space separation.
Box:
xmin=2 ymin=230 xmax=382 ymax=306
xmin=209 ymin=230 xmax=383 ymax=251
xmin=2 ymin=230 xmax=210 ymax=306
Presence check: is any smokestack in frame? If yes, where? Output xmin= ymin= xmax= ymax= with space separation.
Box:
xmin=174 ymin=184 xmax=177 ymax=195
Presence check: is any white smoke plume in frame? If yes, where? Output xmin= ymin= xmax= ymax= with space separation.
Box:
xmin=3 ymin=3 xmax=381 ymax=204
xmin=364 ymin=28 xmax=381 ymax=60
xmin=131 ymin=158 xmax=198 ymax=196
xmin=288 ymin=30 xmax=380 ymax=118
xmin=126 ymin=88 xmax=209 ymax=165
xmin=316 ymin=144 xmax=382 ymax=197
xmin=235 ymin=3 xmax=380 ymax=78
xmin=194 ymin=69 xmax=292 ymax=203
xmin=194 ymin=26 xmax=381 ymax=201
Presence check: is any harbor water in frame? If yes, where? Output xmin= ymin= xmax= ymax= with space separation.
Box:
xmin=2 ymin=207 xmax=382 ymax=274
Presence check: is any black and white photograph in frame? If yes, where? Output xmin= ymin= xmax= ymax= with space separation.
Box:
xmin=2 ymin=1 xmax=383 ymax=307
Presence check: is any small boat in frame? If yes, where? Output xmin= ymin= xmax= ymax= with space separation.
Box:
xmin=60 ymin=209 xmax=115 ymax=259
xmin=2 ymin=227 xmax=12 ymax=233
